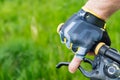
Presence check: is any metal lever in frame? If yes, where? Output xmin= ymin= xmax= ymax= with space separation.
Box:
xmin=56 ymin=62 xmax=69 ymax=68
xmin=56 ymin=58 xmax=95 ymax=78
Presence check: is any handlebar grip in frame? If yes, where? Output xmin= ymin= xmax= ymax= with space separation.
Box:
xmin=95 ymin=42 xmax=120 ymax=64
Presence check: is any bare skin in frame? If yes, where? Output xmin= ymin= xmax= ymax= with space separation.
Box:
xmin=84 ymin=0 xmax=120 ymax=20
xmin=68 ymin=0 xmax=120 ymax=73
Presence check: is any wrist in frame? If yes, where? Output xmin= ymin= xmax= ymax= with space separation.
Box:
xmin=83 ymin=0 xmax=120 ymax=20
xmin=82 ymin=6 xmax=108 ymax=20
xmin=78 ymin=9 xmax=106 ymax=29
xmin=82 ymin=6 xmax=106 ymax=20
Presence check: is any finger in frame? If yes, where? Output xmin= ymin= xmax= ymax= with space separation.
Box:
xmin=68 ymin=56 xmax=82 ymax=73
xmin=57 ymin=23 xmax=64 ymax=33
xmin=71 ymin=43 xmax=79 ymax=52
xmin=57 ymin=23 xmax=67 ymax=43
xmin=66 ymin=42 xmax=72 ymax=49
xmin=60 ymin=35 xmax=67 ymax=43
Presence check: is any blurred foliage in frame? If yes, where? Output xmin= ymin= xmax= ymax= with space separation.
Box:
xmin=0 ymin=0 xmax=120 ymax=80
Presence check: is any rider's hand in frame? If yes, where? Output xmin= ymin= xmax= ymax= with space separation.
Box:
xmin=57 ymin=9 xmax=111 ymax=73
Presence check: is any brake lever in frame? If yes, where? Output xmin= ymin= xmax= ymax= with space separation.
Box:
xmin=56 ymin=57 xmax=94 ymax=68
xmin=56 ymin=57 xmax=96 ymax=78
xmin=56 ymin=43 xmax=120 ymax=80
xmin=56 ymin=62 xmax=69 ymax=68
xmin=78 ymin=57 xmax=97 ymax=78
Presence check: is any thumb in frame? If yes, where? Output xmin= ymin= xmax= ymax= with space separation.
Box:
xmin=68 ymin=56 xmax=82 ymax=73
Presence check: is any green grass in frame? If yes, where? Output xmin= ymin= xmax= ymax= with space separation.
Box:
xmin=0 ymin=0 xmax=120 ymax=80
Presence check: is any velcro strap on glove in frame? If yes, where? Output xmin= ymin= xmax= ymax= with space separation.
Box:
xmin=78 ymin=9 xmax=105 ymax=29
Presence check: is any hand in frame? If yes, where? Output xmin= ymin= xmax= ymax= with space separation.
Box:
xmin=57 ymin=9 xmax=111 ymax=73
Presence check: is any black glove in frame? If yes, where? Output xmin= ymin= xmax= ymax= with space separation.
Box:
xmin=57 ymin=9 xmax=111 ymax=60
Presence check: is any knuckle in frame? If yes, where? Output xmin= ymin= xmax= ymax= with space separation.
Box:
xmin=57 ymin=23 xmax=64 ymax=33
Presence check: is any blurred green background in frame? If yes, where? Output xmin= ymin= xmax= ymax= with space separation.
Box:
xmin=0 ymin=0 xmax=120 ymax=80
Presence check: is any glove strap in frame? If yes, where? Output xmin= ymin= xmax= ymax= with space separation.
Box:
xmin=78 ymin=9 xmax=106 ymax=29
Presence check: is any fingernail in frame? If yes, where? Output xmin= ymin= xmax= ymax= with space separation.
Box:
xmin=68 ymin=56 xmax=82 ymax=73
